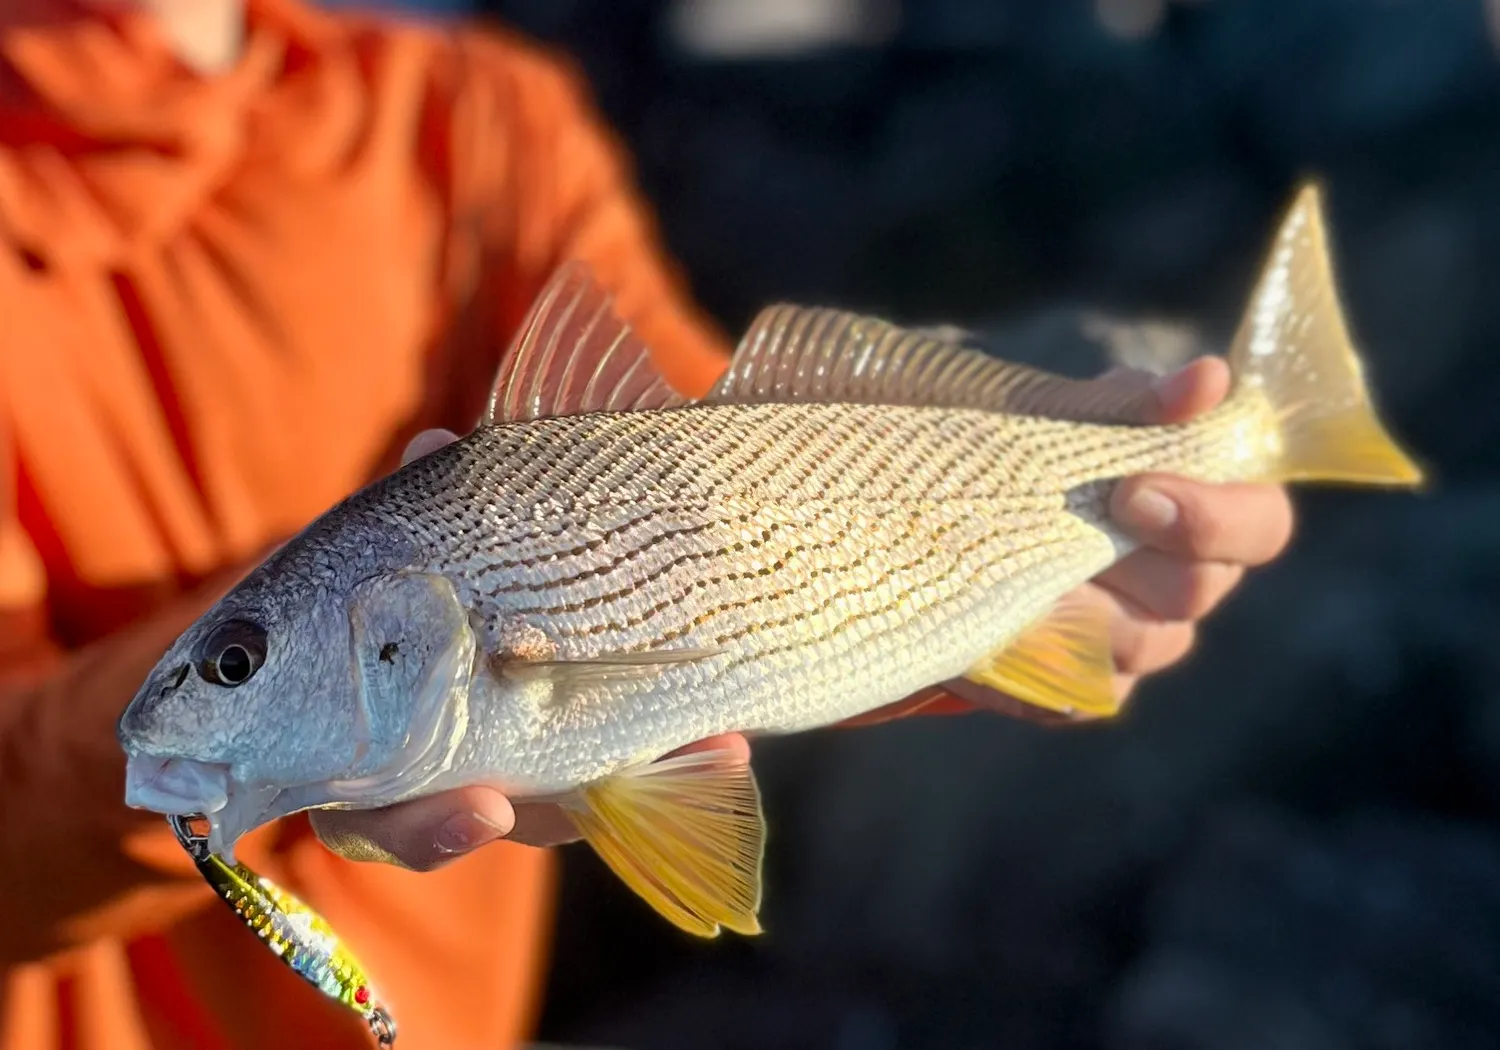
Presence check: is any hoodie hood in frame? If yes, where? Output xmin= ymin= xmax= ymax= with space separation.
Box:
xmin=0 ymin=0 xmax=353 ymax=266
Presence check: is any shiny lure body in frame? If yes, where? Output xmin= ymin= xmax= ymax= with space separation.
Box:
xmin=120 ymin=184 xmax=1423 ymax=938
xmin=168 ymin=816 xmax=398 ymax=1047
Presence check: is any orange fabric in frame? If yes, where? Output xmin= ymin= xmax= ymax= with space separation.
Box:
xmin=0 ymin=2 xmax=731 ymax=1048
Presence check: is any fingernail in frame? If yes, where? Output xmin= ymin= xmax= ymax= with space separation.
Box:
xmin=434 ymin=811 xmax=507 ymax=855
xmin=1121 ymin=487 xmax=1179 ymax=532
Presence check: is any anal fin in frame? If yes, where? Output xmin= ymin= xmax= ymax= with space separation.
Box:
xmin=566 ymin=750 xmax=765 ymax=938
xmin=964 ymin=597 xmax=1121 ymax=721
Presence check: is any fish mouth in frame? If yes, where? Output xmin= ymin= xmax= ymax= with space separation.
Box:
xmin=125 ymin=755 xmax=230 ymax=814
xmin=124 ymin=756 xmax=279 ymax=861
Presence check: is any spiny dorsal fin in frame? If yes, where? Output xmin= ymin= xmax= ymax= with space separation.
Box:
xmin=707 ymin=304 xmax=1163 ymax=424
xmin=483 ymin=261 xmax=687 ymax=424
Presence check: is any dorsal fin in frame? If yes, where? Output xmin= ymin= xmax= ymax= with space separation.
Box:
xmin=483 ymin=261 xmax=687 ymax=424
xmin=707 ymin=304 xmax=1162 ymax=424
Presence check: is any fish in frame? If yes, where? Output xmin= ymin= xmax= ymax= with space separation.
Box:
xmin=166 ymin=815 xmax=399 ymax=1047
xmin=117 ymin=182 xmax=1423 ymax=939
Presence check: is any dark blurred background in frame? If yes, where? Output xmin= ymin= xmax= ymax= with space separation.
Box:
xmin=345 ymin=2 xmax=1500 ymax=1047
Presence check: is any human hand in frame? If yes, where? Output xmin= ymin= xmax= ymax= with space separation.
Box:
xmin=308 ymin=427 xmax=749 ymax=870
xmin=847 ymin=356 xmax=1295 ymax=726
xmin=1088 ymin=356 xmax=1294 ymax=703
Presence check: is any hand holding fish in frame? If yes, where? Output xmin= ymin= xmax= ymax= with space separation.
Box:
xmin=1091 ymin=356 xmax=1295 ymax=701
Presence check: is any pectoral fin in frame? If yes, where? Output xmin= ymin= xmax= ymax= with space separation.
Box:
xmin=498 ymin=647 xmax=725 ymax=692
xmin=566 ymin=750 xmax=765 ymax=938
xmin=964 ymin=598 xmax=1121 ymax=720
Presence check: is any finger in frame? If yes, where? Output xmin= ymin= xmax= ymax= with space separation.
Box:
xmin=1088 ymin=366 xmax=1159 ymax=424
xmin=401 ymin=428 xmax=460 ymax=466
xmin=1145 ymin=356 xmax=1231 ymax=424
xmin=1111 ymin=672 xmax=1142 ymax=707
xmin=1115 ymin=614 xmax=1196 ymax=679
xmin=1094 ymin=549 xmax=1244 ymax=622
xmin=1092 ymin=583 xmax=1197 ymax=678
xmin=507 ymin=803 xmax=582 ymax=849
xmin=309 ymin=785 xmax=516 ymax=872
xmin=1111 ymin=476 xmax=1295 ymax=566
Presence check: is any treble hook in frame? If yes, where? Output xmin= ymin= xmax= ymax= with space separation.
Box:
xmin=168 ymin=812 xmax=212 ymax=860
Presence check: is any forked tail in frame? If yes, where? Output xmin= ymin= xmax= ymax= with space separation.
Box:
xmin=1226 ymin=181 xmax=1423 ymax=487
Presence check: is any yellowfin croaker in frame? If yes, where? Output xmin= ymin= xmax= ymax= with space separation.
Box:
xmin=121 ymin=182 xmax=1422 ymax=942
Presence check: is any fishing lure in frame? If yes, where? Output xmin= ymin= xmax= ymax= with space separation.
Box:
xmin=168 ymin=815 xmax=398 ymax=1048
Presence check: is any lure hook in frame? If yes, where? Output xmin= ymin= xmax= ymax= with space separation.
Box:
xmin=368 ymin=1006 xmax=398 ymax=1048
xmin=168 ymin=812 xmax=212 ymax=860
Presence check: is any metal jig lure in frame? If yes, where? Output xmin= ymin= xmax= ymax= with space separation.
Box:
xmin=168 ymin=815 xmax=398 ymax=1048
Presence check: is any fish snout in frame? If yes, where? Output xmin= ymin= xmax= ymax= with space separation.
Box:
xmin=117 ymin=663 xmax=191 ymax=747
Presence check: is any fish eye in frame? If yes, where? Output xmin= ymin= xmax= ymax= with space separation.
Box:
xmin=196 ymin=620 xmax=268 ymax=688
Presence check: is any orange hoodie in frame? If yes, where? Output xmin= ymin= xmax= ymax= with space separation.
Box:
xmin=0 ymin=2 xmax=730 ymax=1048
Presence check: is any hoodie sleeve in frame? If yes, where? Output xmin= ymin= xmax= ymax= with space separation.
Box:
xmin=0 ymin=408 xmax=289 ymax=965
xmin=0 ymin=553 xmax=236 ymax=966
xmin=438 ymin=27 xmax=734 ymax=401
xmin=0 ymin=395 xmax=554 ymax=1048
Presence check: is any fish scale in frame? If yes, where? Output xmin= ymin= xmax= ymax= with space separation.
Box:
xmin=120 ymin=182 xmax=1425 ymax=945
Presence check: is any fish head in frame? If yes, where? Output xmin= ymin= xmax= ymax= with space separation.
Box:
xmin=118 ymin=570 xmax=367 ymax=856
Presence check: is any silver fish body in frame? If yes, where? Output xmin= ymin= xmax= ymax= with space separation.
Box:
xmin=340 ymin=396 xmax=1263 ymax=796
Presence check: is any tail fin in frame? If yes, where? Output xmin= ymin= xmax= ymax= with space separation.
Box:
xmin=1228 ymin=181 xmax=1424 ymax=487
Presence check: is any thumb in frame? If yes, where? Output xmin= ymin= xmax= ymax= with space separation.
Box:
xmin=1146 ymin=356 xmax=1232 ymax=425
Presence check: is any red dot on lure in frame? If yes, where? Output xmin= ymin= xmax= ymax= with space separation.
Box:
xmin=354 ymin=986 xmax=371 ymax=1006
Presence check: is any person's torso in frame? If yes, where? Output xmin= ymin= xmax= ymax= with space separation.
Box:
xmin=0 ymin=9 xmax=552 ymax=1050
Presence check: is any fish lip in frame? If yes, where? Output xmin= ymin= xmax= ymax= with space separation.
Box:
xmin=123 ymin=756 xmax=281 ymax=861
xmin=124 ymin=755 xmax=231 ymax=816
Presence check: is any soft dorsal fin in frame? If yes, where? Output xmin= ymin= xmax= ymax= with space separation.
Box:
xmin=707 ymin=304 xmax=1162 ymax=424
xmin=483 ymin=261 xmax=687 ymax=424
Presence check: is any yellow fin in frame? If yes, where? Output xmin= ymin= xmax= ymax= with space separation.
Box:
xmin=1227 ymin=181 xmax=1424 ymax=488
xmin=964 ymin=599 xmax=1120 ymax=721
xmin=567 ymin=750 xmax=765 ymax=938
